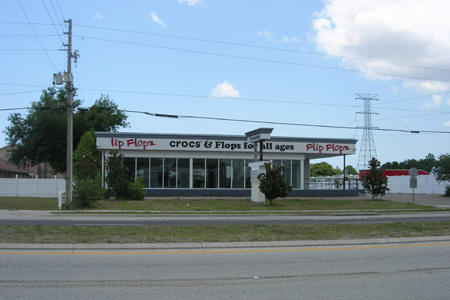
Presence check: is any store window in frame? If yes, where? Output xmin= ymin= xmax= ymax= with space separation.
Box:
xmin=137 ymin=158 xmax=150 ymax=188
xmin=292 ymin=160 xmax=301 ymax=189
xmin=124 ymin=157 xmax=136 ymax=180
xmin=124 ymin=157 xmax=254 ymax=190
xmin=193 ymin=159 xmax=205 ymax=188
xmin=232 ymin=159 xmax=245 ymax=188
xmin=178 ymin=158 xmax=190 ymax=188
xmin=270 ymin=160 xmax=302 ymax=189
xmin=206 ymin=159 xmax=218 ymax=188
xmin=150 ymin=158 xmax=163 ymax=188
xmin=164 ymin=158 xmax=177 ymax=188
xmin=219 ymin=159 xmax=231 ymax=188
xmin=282 ymin=160 xmax=292 ymax=188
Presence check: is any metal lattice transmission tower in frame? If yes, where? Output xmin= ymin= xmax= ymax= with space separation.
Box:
xmin=356 ymin=94 xmax=379 ymax=171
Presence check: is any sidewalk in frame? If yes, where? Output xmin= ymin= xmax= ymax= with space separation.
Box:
xmin=1 ymin=236 xmax=450 ymax=253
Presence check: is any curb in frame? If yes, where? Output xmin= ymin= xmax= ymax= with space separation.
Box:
xmin=1 ymin=236 xmax=450 ymax=252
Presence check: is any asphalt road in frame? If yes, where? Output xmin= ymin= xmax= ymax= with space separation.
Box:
xmin=1 ymin=211 xmax=450 ymax=226
xmin=1 ymin=241 xmax=450 ymax=299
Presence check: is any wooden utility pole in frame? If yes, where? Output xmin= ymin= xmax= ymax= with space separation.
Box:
xmin=64 ymin=19 xmax=73 ymax=209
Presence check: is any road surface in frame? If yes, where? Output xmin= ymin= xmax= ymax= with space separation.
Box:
xmin=1 ymin=241 xmax=449 ymax=299
xmin=1 ymin=210 xmax=450 ymax=226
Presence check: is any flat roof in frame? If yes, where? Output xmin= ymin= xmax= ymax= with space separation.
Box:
xmin=95 ymin=131 xmax=358 ymax=144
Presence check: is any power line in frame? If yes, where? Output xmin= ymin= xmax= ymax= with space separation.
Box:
xmin=2 ymin=82 xmax=450 ymax=116
xmin=4 ymin=21 xmax=450 ymax=76
xmin=1 ymin=105 xmax=449 ymax=133
xmin=0 ymin=90 xmax=42 ymax=96
xmin=74 ymin=24 xmax=450 ymax=74
xmin=0 ymin=49 xmax=60 ymax=51
xmin=15 ymin=0 xmax=58 ymax=72
xmin=53 ymin=0 xmax=65 ymax=21
xmin=40 ymin=0 xmax=64 ymax=44
xmin=75 ymin=35 xmax=450 ymax=83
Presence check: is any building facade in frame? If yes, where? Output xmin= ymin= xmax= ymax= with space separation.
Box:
xmin=95 ymin=131 xmax=359 ymax=197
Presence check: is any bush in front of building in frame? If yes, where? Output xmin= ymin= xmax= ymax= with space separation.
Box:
xmin=257 ymin=163 xmax=292 ymax=205
xmin=105 ymin=150 xmax=145 ymax=200
xmin=130 ymin=178 xmax=145 ymax=200
xmin=72 ymin=130 xmax=106 ymax=207
xmin=73 ymin=174 xmax=105 ymax=208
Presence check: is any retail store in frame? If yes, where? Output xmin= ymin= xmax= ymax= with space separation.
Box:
xmin=95 ymin=130 xmax=358 ymax=197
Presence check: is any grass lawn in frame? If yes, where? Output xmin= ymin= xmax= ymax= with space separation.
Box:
xmin=0 ymin=197 xmax=58 ymax=210
xmin=0 ymin=197 xmax=447 ymax=244
xmin=1 ymin=222 xmax=450 ymax=243
xmin=0 ymin=197 xmax=436 ymax=213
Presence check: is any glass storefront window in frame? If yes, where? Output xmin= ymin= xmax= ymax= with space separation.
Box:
xmin=292 ymin=160 xmax=301 ymax=189
xmin=206 ymin=159 xmax=218 ymax=188
xmin=232 ymin=159 xmax=245 ymax=188
xmin=124 ymin=157 xmax=136 ymax=180
xmin=219 ymin=159 xmax=231 ymax=188
xmin=137 ymin=158 xmax=149 ymax=188
xmin=150 ymin=158 xmax=163 ymax=188
xmin=178 ymin=158 xmax=190 ymax=188
xmin=164 ymin=158 xmax=177 ymax=188
xmin=282 ymin=160 xmax=292 ymax=186
xmin=272 ymin=160 xmax=281 ymax=167
xmin=193 ymin=159 xmax=205 ymax=188
xmin=117 ymin=157 xmax=291 ymax=190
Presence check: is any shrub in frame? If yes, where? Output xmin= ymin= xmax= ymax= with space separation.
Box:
xmin=105 ymin=150 xmax=131 ymax=199
xmin=73 ymin=174 xmax=105 ymax=208
xmin=445 ymin=185 xmax=450 ymax=197
xmin=130 ymin=178 xmax=146 ymax=200
xmin=257 ymin=163 xmax=292 ymax=205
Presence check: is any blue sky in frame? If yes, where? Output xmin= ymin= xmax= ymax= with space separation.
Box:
xmin=1 ymin=0 xmax=450 ymax=170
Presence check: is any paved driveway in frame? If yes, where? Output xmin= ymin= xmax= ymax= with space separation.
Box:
xmin=381 ymin=193 xmax=450 ymax=208
xmin=292 ymin=193 xmax=450 ymax=209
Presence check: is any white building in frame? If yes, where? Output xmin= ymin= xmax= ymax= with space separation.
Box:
xmin=95 ymin=130 xmax=360 ymax=197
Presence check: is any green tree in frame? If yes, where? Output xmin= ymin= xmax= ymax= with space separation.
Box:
xmin=72 ymin=129 xmax=104 ymax=208
xmin=310 ymin=162 xmax=336 ymax=177
xmin=433 ymin=154 xmax=450 ymax=183
xmin=362 ymin=157 xmax=390 ymax=200
xmin=4 ymin=88 xmax=128 ymax=174
xmin=73 ymin=129 xmax=100 ymax=180
xmin=105 ymin=150 xmax=131 ymax=199
xmin=257 ymin=163 xmax=292 ymax=205
xmin=345 ymin=165 xmax=358 ymax=175
xmin=382 ymin=153 xmax=436 ymax=172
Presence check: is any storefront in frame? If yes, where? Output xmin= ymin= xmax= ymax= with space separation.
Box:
xmin=95 ymin=131 xmax=358 ymax=197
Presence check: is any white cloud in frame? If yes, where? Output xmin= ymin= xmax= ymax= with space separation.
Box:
xmin=210 ymin=81 xmax=240 ymax=98
xmin=178 ymin=0 xmax=201 ymax=6
xmin=443 ymin=121 xmax=450 ymax=127
xmin=93 ymin=13 xmax=103 ymax=20
xmin=282 ymin=36 xmax=300 ymax=43
xmin=423 ymin=95 xmax=443 ymax=109
xmin=150 ymin=12 xmax=166 ymax=28
xmin=258 ymin=30 xmax=300 ymax=43
xmin=258 ymin=29 xmax=272 ymax=38
xmin=312 ymin=0 xmax=450 ymax=94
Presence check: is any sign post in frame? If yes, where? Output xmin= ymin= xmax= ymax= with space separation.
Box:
xmin=409 ymin=168 xmax=418 ymax=204
xmin=245 ymin=128 xmax=273 ymax=203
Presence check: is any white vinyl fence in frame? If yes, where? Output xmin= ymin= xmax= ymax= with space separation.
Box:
xmin=0 ymin=175 xmax=65 ymax=198
xmin=386 ymin=175 xmax=447 ymax=194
